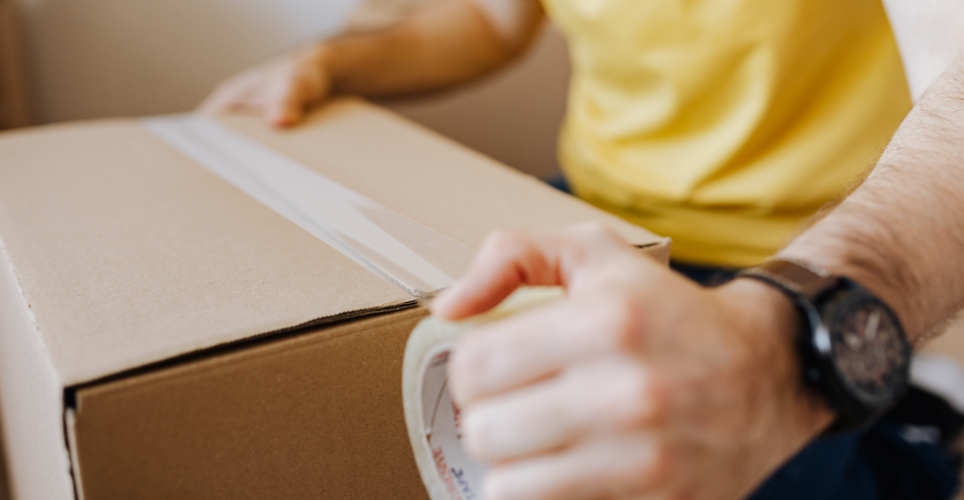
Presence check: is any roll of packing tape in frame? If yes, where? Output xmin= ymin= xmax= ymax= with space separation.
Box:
xmin=403 ymin=287 xmax=565 ymax=500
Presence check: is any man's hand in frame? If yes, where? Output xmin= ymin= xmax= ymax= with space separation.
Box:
xmin=198 ymin=45 xmax=332 ymax=127
xmin=432 ymin=223 xmax=834 ymax=500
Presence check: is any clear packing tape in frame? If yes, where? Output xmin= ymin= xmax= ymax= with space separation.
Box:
xmin=403 ymin=287 xmax=565 ymax=500
xmin=146 ymin=115 xmax=563 ymax=499
xmin=145 ymin=115 xmax=475 ymax=299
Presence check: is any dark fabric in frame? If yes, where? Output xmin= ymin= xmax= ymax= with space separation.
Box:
xmin=747 ymin=395 xmax=962 ymax=500
xmin=886 ymin=387 xmax=964 ymax=452
xmin=545 ymin=174 xmax=572 ymax=194
xmin=670 ymin=260 xmax=740 ymax=287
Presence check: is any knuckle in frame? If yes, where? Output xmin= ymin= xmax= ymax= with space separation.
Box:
xmin=641 ymin=442 xmax=677 ymax=488
xmin=619 ymin=366 xmax=661 ymax=426
xmin=595 ymin=296 xmax=643 ymax=350
xmin=643 ymin=377 xmax=670 ymax=423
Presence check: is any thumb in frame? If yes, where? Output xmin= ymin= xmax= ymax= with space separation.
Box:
xmin=431 ymin=223 xmax=627 ymax=320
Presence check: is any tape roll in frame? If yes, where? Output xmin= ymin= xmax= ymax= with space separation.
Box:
xmin=403 ymin=287 xmax=565 ymax=500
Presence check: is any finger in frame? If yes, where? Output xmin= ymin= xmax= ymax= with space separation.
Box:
xmin=265 ymin=73 xmax=306 ymax=128
xmin=449 ymin=296 xmax=642 ymax=403
xmin=484 ymin=434 xmax=670 ymax=500
xmin=461 ymin=356 xmax=658 ymax=462
xmin=265 ymin=56 xmax=330 ymax=128
xmin=432 ymin=223 xmax=627 ymax=320
xmin=432 ymin=230 xmax=564 ymax=320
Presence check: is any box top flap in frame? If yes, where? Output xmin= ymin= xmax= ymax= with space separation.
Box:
xmin=0 ymin=98 xmax=665 ymax=386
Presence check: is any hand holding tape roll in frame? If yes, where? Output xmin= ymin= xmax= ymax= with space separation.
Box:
xmin=403 ymin=225 xmax=827 ymax=500
xmin=403 ymin=287 xmax=565 ymax=500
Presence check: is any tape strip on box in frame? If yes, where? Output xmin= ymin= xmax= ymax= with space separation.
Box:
xmin=147 ymin=115 xmax=564 ymax=500
xmin=402 ymin=287 xmax=565 ymax=500
xmin=144 ymin=115 xmax=475 ymax=298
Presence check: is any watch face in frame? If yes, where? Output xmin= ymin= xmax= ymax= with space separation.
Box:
xmin=830 ymin=294 xmax=909 ymax=405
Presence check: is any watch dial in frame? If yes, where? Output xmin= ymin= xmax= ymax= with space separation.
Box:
xmin=830 ymin=297 xmax=909 ymax=404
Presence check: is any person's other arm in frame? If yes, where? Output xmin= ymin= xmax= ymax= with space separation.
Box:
xmin=428 ymin=51 xmax=964 ymax=500
xmin=781 ymin=55 xmax=964 ymax=343
xmin=790 ymin=0 xmax=964 ymax=342
xmin=199 ymin=0 xmax=543 ymax=126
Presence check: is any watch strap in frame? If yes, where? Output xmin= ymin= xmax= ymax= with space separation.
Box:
xmin=739 ymin=257 xmax=911 ymax=434
xmin=739 ymin=257 xmax=838 ymax=302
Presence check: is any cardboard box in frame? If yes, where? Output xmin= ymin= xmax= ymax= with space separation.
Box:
xmin=0 ymin=0 xmax=30 ymax=130
xmin=0 ymin=98 xmax=668 ymax=500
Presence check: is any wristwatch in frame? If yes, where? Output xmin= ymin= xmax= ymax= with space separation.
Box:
xmin=739 ymin=257 xmax=912 ymax=433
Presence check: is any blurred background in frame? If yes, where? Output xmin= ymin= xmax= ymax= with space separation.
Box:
xmin=0 ymin=0 xmax=568 ymax=179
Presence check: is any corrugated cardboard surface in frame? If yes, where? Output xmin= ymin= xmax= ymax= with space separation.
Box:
xmin=72 ymin=307 xmax=430 ymax=500
xmin=0 ymin=0 xmax=30 ymax=130
xmin=219 ymin=101 xmax=658 ymax=250
xmin=0 ymin=99 xmax=666 ymax=388
xmin=0 ymin=206 xmax=87 ymax=500
xmin=0 ymin=98 xmax=667 ymax=500
xmin=0 ymin=120 xmax=414 ymax=387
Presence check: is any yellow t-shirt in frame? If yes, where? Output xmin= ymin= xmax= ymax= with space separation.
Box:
xmin=542 ymin=0 xmax=911 ymax=267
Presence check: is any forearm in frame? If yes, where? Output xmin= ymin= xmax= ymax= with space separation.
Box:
xmin=320 ymin=0 xmax=543 ymax=97
xmin=782 ymin=55 xmax=964 ymax=343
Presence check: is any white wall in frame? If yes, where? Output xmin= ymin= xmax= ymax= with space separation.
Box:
xmin=13 ymin=0 xmax=569 ymax=178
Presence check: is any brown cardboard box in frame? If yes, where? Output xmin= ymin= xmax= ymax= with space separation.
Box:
xmin=0 ymin=0 xmax=30 ymax=130
xmin=0 ymin=98 xmax=668 ymax=500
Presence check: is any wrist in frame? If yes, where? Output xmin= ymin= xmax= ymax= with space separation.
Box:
xmin=719 ymin=278 xmax=799 ymax=343
xmin=716 ymin=278 xmax=836 ymax=435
